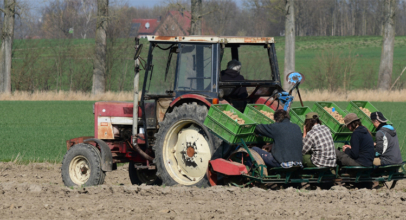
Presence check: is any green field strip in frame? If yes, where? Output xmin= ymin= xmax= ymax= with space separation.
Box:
xmin=0 ymin=101 xmax=94 ymax=162
xmin=0 ymin=101 xmax=405 ymax=163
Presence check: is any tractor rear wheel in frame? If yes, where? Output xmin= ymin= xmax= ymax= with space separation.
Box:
xmin=154 ymin=103 xmax=224 ymax=187
xmin=128 ymin=162 xmax=162 ymax=185
xmin=61 ymin=143 xmax=106 ymax=187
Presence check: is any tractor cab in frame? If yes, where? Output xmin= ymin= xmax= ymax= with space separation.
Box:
xmin=141 ymin=36 xmax=284 ymax=113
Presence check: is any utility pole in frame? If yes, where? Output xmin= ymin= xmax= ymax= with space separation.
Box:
xmin=92 ymin=0 xmax=108 ymax=95
xmin=284 ymin=0 xmax=295 ymax=91
xmin=0 ymin=0 xmax=16 ymax=93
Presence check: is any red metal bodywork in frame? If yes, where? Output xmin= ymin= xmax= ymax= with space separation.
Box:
xmin=209 ymin=158 xmax=248 ymax=175
xmin=93 ymin=102 xmax=142 ymax=138
xmin=67 ymin=134 xmax=148 ymax=163
xmin=169 ymin=94 xmax=212 ymax=108
xmin=66 ymin=136 xmax=95 ymax=150
xmin=66 ymin=102 xmax=147 ymax=164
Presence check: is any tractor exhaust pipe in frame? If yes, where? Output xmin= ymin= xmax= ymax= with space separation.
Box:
xmin=131 ymin=37 xmax=152 ymax=162
xmin=132 ymin=37 xmax=140 ymax=145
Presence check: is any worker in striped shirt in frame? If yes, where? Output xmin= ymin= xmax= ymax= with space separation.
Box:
xmin=302 ymin=112 xmax=336 ymax=167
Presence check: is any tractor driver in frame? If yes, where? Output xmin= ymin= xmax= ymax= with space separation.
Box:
xmin=220 ymin=60 xmax=248 ymax=99
xmin=251 ymin=109 xmax=303 ymax=168
xmin=220 ymin=60 xmax=248 ymax=111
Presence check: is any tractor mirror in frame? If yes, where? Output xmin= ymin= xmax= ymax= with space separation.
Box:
xmin=286 ymin=72 xmax=305 ymax=85
xmin=134 ymin=44 xmax=143 ymax=60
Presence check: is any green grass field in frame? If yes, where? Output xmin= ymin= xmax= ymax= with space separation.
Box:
xmin=0 ymin=101 xmax=94 ymax=162
xmin=0 ymin=101 xmax=405 ymax=162
xmin=10 ymin=35 xmax=406 ymax=92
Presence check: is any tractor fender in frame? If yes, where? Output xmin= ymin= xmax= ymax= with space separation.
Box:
xmin=84 ymin=138 xmax=113 ymax=172
xmin=169 ymin=94 xmax=212 ymax=108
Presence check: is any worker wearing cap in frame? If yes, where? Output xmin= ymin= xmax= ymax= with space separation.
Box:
xmin=302 ymin=112 xmax=336 ymax=167
xmin=370 ymin=112 xmax=403 ymax=166
xmin=335 ymin=113 xmax=374 ymax=166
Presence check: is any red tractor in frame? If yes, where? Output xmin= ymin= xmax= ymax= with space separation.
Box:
xmin=61 ymin=35 xmax=296 ymax=187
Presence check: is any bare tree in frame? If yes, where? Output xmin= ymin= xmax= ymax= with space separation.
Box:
xmin=378 ymin=0 xmax=397 ymax=90
xmin=79 ymin=0 xmax=96 ymax=39
xmin=204 ymin=0 xmax=237 ymax=35
xmin=284 ymin=0 xmax=295 ymax=91
xmin=0 ymin=0 xmax=16 ymax=93
xmin=92 ymin=0 xmax=108 ymax=94
xmin=190 ymin=0 xmax=202 ymax=35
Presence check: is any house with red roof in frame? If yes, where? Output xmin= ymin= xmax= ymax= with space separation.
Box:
xmin=131 ymin=19 xmax=160 ymax=38
xmin=155 ymin=11 xmax=214 ymax=36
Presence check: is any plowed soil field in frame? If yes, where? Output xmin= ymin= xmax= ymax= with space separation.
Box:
xmin=1 ymin=162 xmax=406 ymax=219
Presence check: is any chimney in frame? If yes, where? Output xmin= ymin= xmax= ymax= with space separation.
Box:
xmin=158 ymin=16 xmax=161 ymax=22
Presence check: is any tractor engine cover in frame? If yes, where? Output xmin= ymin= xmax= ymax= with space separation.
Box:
xmin=209 ymin=159 xmax=248 ymax=176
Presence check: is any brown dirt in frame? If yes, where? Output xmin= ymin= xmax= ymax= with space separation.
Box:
xmin=1 ymin=162 xmax=406 ymax=219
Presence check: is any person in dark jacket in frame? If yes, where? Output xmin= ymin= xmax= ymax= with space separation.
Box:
xmin=335 ymin=113 xmax=374 ymax=166
xmin=370 ymin=112 xmax=403 ymax=166
xmin=251 ymin=109 xmax=303 ymax=168
xmin=220 ymin=60 xmax=248 ymax=99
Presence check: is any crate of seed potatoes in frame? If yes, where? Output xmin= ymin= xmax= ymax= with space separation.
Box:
xmin=243 ymin=104 xmax=275 ymax=124
xmin=204 ymin=104 xmax=257 ymax=144
xmin=312 ymin=102 xmax=350 ymax=133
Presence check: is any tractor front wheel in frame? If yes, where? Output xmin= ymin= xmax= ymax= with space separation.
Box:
xmin=154 ymin=103 xmax=219 ymax=187
xmin=61 ymin=143 xmax=106 ymax=187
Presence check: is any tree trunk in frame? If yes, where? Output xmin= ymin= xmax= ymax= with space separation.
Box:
xmin=92 ymin=0 xmax=108 ymax=95
xmin=190 ymin=0 xmax=202 ymax=35
xmin=284 ymin=0 xmax=295 ymax=91
xmin=0 ymin=0 xmax=15 ymax=93
xmin=378 ymin=0 xmax=397 ymax=90
xmin=351 ymin=0 xmax=356 ymax=36
xmin=362 ymin=0 xmax=366 ymax=35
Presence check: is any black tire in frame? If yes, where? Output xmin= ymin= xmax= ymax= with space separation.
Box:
xmin=153 ymin=103 xmax=224 ymax=187
xmin=128 ymin=162 xmax=162 ymax=185
xmin=61 ymin=143 xmax=106 ymax=187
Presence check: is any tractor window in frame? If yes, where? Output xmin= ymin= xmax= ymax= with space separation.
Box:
xmin=145 ymin=43 xmax=177 ymax=95
xmin=221 ymin=45 xmax=271 ymax=81
xmin=176 ymin=44 xmax=212 ymax=91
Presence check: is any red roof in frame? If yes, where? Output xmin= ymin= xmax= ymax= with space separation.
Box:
xmin=167 ymin=11 xmax=214 ymax=35
xmin=132 ymin=19 xmax=159 ymax=34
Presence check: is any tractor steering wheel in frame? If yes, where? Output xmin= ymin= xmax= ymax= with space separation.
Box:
xmin=177 ymin=87 xmax=196 ymax=91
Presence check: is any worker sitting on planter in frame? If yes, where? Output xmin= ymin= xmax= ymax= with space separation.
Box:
xmin=370 ymin=112 xmax=403 ymax=166
xmin=335 ymin=113 xmax=374 ymax=166
xmin=302 ymin=112 xmax=336 ymax=167
xmin=251 ymin=109 xmax=303 ymax=168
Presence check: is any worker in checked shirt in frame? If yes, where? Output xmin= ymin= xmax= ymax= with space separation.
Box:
xmin=302 ymin=112 xmax=336 ymax=167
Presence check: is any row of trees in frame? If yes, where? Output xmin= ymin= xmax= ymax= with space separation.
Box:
xmin=0 ymin=0 xmax=405 ymax=93
xmin=2 ymin=0 xmax=406 ymax=40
